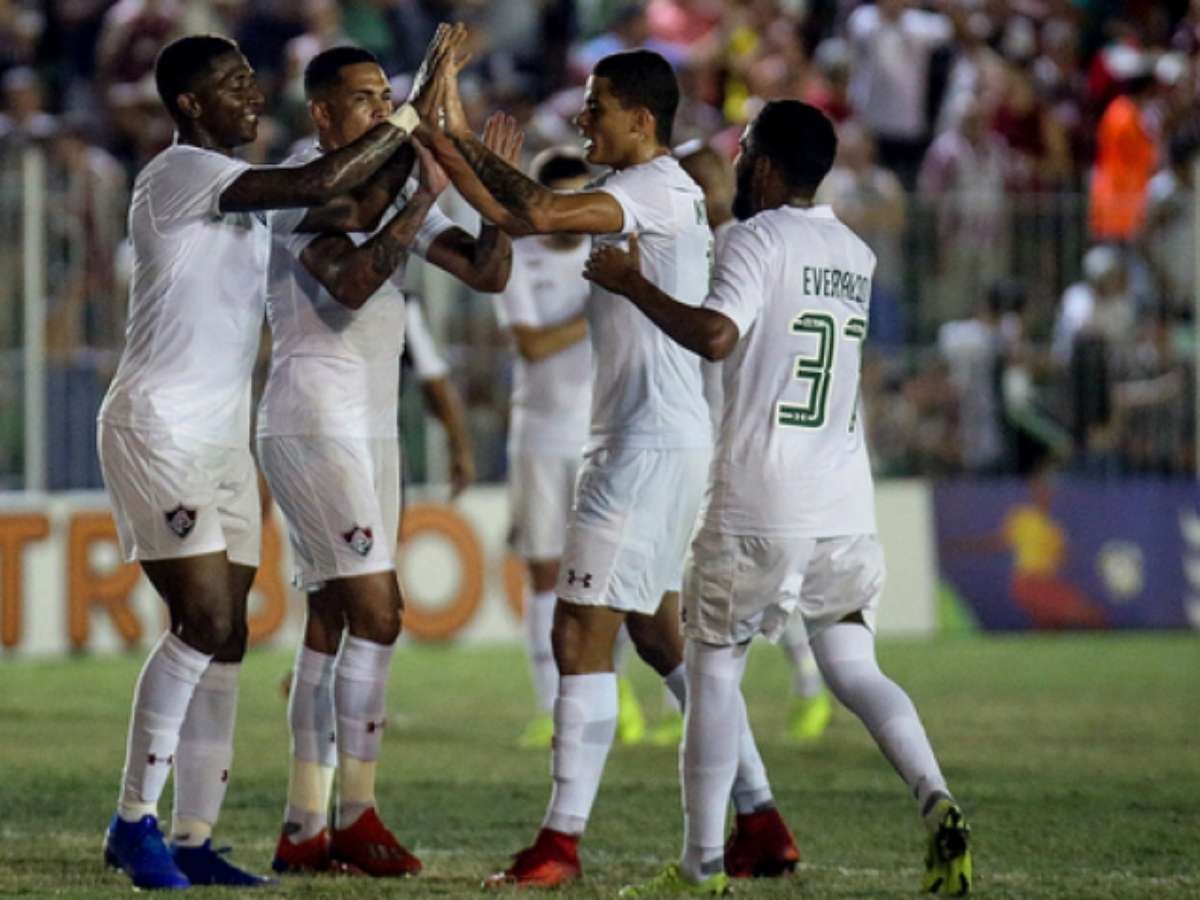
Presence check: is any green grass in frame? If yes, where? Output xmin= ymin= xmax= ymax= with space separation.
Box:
xmin=2 ymin=633 xmax=1197 ymax=898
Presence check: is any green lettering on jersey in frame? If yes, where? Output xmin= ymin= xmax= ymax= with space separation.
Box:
xmin=778 ymin=311 xmax=835 ymax=429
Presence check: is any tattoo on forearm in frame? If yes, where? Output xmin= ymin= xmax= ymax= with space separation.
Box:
xmin=310 ymin=123 xmax=408 ymax=196
xmin=475 ymin=223 xmax=512 ymax=272
xmin=451 ymin=134 xmax=544 ymax=224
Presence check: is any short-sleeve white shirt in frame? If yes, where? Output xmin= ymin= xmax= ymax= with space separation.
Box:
xmin=257 ymin=144 xmax=454 ymax=439
xmin=98 ymin=142 xmax=270 ymax=447
xmin=588 ymin=154 xmax=712 ymax=450
xmin=493 ymin=235 xmax=592 ymax=457
xmin=702 ymin=205 xmax=878 ymax=537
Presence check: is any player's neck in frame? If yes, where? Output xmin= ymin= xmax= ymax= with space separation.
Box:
xmin=613 ymin=142 xmax=669 ymax=171
xmin=175 ymin=125 xmax=236 ymax=157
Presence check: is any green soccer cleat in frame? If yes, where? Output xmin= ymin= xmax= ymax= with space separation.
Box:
xmin=786 ymin=691 xmax=832 ymax=743
xmin=517 ymin=713 xmax=555 ymax=749
xmin=647 ymin=710 xmax=684 ymax=747
xmin=617 ymin=676 xmax=646 ymax=745
xmin=921 ymin=796 xmax=972 ymax=895
xmin=618 ymin=863 xmax=730 ymax=897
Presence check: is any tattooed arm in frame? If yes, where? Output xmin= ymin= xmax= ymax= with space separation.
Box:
xmin=294 ymin=142 xmax=417 ymax=234
xmin=424 ymin=221 xmax=512 ymax=292
xmin=431 ymin=129 xmax=622 ymax=236
xmin=298 ymin=189 xmax=436 ymax=310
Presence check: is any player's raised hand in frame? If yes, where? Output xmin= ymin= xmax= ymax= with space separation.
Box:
xmin=583 ymin=233 xmax=642 ymax=295
xmin=434 ymin=23 xmax=473 ymax=136
xmin=449 ymin=445 xmax=476 ymax=500
xmin=408 ymin=23 xmax=451 ymax=120
xmin=413 ymin=137 xmax=450 ymax=196
xmin=481 ymin=113 xmax=525 ymax=167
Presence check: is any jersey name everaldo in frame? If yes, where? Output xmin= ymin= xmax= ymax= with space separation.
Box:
xmin=801 ymin=265 xmax=871 ymax=305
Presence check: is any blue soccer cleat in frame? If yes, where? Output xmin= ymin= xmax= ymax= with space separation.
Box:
xmin=103 ymin=814 xmax=190 ymax=890
xmin=171 ymin=839 xmax=276 ymax=886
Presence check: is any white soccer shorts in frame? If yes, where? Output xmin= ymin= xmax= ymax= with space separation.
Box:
xmin=556 ymin=446 xmax=710 ymax=614
xmin=98 ymin=422 xmax=261 ymax=567
xmin=682 ymin=531 xmax=885 ymax=645
xmin=508 ymin=451 xmax=581 ymax=561
xmin=258 ymin=435 xmax=400 ymax=591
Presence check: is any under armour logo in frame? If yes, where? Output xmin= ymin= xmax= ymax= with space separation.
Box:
xmin=566 ymin=569 xmax=593 ymax=588
xmin=366 ymin=718 xmax=386 ymax=733
xmin=146 ymin=753 xmax=174 ymax=766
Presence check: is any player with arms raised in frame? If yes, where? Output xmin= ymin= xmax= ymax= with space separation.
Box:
xmin=96 ymin=28 xmax=449 ymax=890
xmin=420 ymin=45 xmax=799 ymax=888
xmin=587 ymin=100 xmax=973 ymax=897
xmin=259 ymin=40 xmax=511 ymax=877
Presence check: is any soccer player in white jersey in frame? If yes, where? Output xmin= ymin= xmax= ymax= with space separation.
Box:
xmin=419 ymin=47 xmax=798 ymax=888
xmin=258 ymin=44 xmax=511 ymax=877
xmin=585 ymin=100 xmax=973 ymax=897
xmin=95 ymin=30 xmax=449 ymax=890
xmin=680 ymin=142 xmax=834 ymax=747
xmin=492 ymin=147 xmax=645 ymax=751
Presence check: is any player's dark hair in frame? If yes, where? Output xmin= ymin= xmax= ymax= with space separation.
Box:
xmin=154 ymin=34 xmax=240 ymax=119
xmin=749 ymin=100 xmax=837 ymax=197
xmin=304 ymin=45 xmax=381 ymax=99
xmin=593 ymin=49 xmax=679 ymax=146
xmin=531 ymin=147 xmax=590 ymax=186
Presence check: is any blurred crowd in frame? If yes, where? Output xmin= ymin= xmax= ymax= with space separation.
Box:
xmin=1 ymin=0 xmax=1197 ymax=485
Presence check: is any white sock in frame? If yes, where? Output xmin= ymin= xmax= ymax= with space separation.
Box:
xmin=680 ymin=640 xmax=749 ymax=882
xmin=542 ymin=672 xmax=617 ymax=835
xmin=172 ymin=661 xmax=240 ymax=846
xmin=334 ymin=635 xmax=395 ymax=827
xmin=285 ymin=644 xmax=337 ymax=842
xmin=730 ymin=694 xmax=774 ymax=814
xmin=118 ymin=633 xmax=212 ymax=822
xmin=524 ymin=590 xmax=558 ymax=714
xmin=811 ymin=623 xmax=949 ymax=813
xmin=781 ymin=616 xmax=823 ymax=698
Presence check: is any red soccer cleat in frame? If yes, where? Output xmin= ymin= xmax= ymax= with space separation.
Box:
xmin=271 ymin=827 xmax=360 ymax=875
xmin=482 ymin=828 xmax=582 ymax=889
xmin=724 ymin=807 xmax=801 ymax=878
xmin=330 ymin=808 xmax=422 ymax=877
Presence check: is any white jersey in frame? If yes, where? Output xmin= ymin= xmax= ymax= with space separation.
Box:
xmin=494 ymin=235 xmax=592 ymax=457
xmin=257 ymin=144 xmax=454 ymax=438
xmin=588 ymin=155 xmax=712 ymax=450
xmin=702 ymin=205 xmax=877 ymax=537
xmin=404 ymin=299 xmax=449 ymax=381
xmin=700 ymin=219 xmax=736 ymax=437
xmin=98 ymin=143 xmax=270 ymax=447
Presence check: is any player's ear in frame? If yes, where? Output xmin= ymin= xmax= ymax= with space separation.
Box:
xmin=632 ymin=106 xmax=655 ymax=141
xmin=175 ymin=92 xmax=203 ymax=121
xmin=308 ymin=98 xmax=331 ymax=132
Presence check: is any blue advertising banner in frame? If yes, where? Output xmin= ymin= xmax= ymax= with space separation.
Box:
xmin=933 ymin=477 xmax=1200 ymax=631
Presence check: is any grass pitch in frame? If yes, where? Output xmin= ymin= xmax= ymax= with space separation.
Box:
xmin=1 ymin=633 xmax=1196 ymax=898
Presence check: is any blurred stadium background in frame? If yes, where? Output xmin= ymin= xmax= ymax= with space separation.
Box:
xmin=0 ymin=0 xmax=1197 ymax=896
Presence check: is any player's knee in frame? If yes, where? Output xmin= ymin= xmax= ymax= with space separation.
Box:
xmin=551 ymin=619 xmax=584 ymax=673
xmin=177 ymin=602 xmax=238 ymax=656
xmin=347 ymin=603 xmax=401 ymax=645
xmin=626 ymin=621 xmax=680 ymax=676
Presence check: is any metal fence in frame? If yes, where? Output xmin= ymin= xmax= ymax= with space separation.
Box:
xmin=1 ymin=146 xmax=1194 ymax=490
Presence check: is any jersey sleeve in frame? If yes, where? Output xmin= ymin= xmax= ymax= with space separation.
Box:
xmin=147 ymin=149 xmax=251 ymax=230
xmin=405 ymin=300 xmax=450 ymax=380
xmin=701 ymin=220 xmax=772 ymax=338
xmin=592 ymin=166 xmax=663 ymax=237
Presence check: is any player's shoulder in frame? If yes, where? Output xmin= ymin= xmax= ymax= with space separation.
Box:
xmin=281 ymin=143 xmax=321 ymax=167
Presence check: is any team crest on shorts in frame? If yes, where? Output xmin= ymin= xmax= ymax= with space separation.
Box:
xmin=164 ymin=505 xmax=197 ymax=538
xmin=342 ymin=524 xmax=374 ymax=556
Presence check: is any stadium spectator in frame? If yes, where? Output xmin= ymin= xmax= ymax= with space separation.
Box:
xmin=816 ymin=119 xmax=907 ymax=347
xmin=803 ymin=37 xmax=853 ymax=124
xmin=0 ymin=67 xmax=58 ymax=145
xmin=1142 ymin=121 xmax=1200 ymax=316
xmin=917 ymin=91 xmax=1011 ymax=336
xmin=846 ymin=0 xmax=957 ymax=186
xmin=1088 ymin=51 xmax=1160 ymax=242
xmin=0 ymin=0 xmax=42 ymax=74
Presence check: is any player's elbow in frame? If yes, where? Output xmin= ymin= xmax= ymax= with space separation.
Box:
xmin=700 ymin=323 xmax=738 ymax=361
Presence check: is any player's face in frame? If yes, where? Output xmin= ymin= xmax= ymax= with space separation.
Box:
xmin=315 ymin=62 xmax=394 ymax=149
xmin=194 ymin=52 xmax=264 ymax=148
xmin=732 ymin=127 xmax=760 ymax=221
xmin=574 ymin=76 xmax=638 ymax=166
